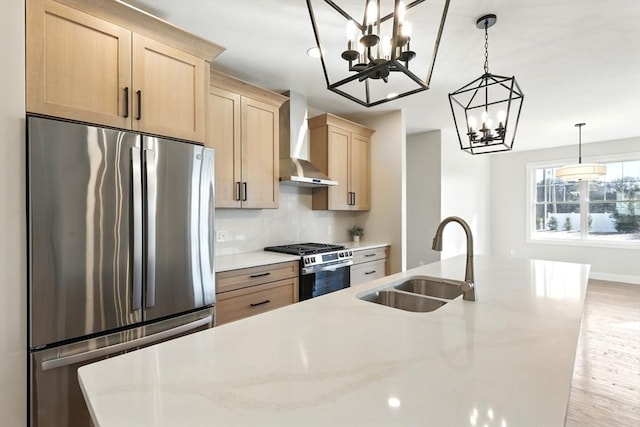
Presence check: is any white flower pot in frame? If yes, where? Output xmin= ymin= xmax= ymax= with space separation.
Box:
xmin=352 ymin=236 xmax=360 ymax=242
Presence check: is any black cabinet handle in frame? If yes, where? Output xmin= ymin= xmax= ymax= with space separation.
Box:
xmin=123 ymin=87 xmax=129 ymax=118
xmin=364 ymin=253 xmax=376 ymax=258
xmin=250 ymin=299 xmax=271 ymax=307
xmin=136 ymin=90 xmax=142 ymax=120
xmin=242 ymin=182 xmax=248 ymax=201
xmin=235 ymin=182 xmax=241 ymax=201
xmin=249 ymin=272 xmax=271 ymax=278
xmin=365 ymin=270 xmax=377 ymax=275
xmin=352 ymin=192 xmax=356 ymax=206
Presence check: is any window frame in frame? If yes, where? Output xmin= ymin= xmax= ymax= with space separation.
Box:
xmin=526 ymin=152 xmax=640 ymax=249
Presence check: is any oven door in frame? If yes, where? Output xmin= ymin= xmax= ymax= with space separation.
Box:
xmin=300 ymin=262 xmax=351 ymax=301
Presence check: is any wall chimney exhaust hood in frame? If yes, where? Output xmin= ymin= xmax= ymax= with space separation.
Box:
xmin=279 ymin=91 xmax=337 ymax=187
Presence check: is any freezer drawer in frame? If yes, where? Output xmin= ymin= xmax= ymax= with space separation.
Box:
xmin=29 ymin=308 xmax=213 ymax=427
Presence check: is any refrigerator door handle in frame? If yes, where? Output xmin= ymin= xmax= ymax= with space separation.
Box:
xmin=40 ymin=315 xmax=212 ymax=371
xmin=144 ymin=148 xmax=157 ymax=308
xmin=199 ymin=148 xmax=215 ymax=304
xmin=131 ymin=147 xmax=143 ymax=311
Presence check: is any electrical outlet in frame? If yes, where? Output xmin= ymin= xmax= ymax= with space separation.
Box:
xmin=216 ymin=230 xmax=227 ymax=242
xmin=327 ymin=225 xmax=332 ymax=235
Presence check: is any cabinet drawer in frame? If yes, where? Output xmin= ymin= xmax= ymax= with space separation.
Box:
xmin=216 ymin=261 xmax=298 ymax=293
xmin=216 ymin=278 xmax=298 ymax=325
xmin=353 ymin=247 xmax=388 ymax=265
xmin=351 ymin=259 xmax=386 ymax=286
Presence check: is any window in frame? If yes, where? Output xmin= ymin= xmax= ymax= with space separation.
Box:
xmin=528 ymin=156 xmax=640 ymax=246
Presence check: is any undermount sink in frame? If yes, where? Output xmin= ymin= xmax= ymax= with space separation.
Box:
xmin=358 ymin=276 xmax=465 ymax=313
xmin=361 ymin=289 xmax=447 ymax=312
xmin=394 ymin=277 xmax=464 ymax=300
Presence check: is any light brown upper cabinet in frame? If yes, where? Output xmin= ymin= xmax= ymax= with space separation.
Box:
xmin=26 ymin=0 xmax=222 ymax=143
xmin=130 ymin=34 xmax=206 ymax=141
xmin=206 ymin=70 xmax=287 ymax=209
xmin=309 ymin=114 xmax=374 ymax=211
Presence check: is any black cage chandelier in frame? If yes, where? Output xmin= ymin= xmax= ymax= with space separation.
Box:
xmin=306 ymin=0 xmax=450 ymax=107
xmin=449 ymin=14 xmax=524 ymax=155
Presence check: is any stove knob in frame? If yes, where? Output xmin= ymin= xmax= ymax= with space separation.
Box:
xmin=339 ymin=252 xmax=343 ymax=258
xmin=349 ymin=251 xmax=353 ymax=257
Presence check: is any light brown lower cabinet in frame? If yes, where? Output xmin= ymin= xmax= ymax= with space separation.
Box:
xmin=350 ymin=246 xmax=390 ymax=286
xmin=215 ymin=261 xmax=299 ymax=326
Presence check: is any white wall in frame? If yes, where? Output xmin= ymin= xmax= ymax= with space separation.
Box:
xmin=353 ymin=111 xmax=406 ymax=273
xmin=0 ymin=0 xmax=26 ymax=424
xmin=215 ymin=185 xmax=358 ymax=255
xmin=490 ymin=136 xmax=640 ymax=284
xmin=406 ymin=130 xmax=441 ymax=268
xmin=439 ymin=129 xmax=492 ymax=259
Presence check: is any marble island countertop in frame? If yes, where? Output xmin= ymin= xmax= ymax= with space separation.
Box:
xmin=78 ymin=255 xmax=589 ymax=426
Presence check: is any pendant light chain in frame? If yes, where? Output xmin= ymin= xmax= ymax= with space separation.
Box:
xmin=483 ymin=22 xmax=489 ymax=74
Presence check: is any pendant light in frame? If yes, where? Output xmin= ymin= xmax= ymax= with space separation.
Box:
xmin=449 ymin=14 xmax=524 ymax=154
xmin=306 ymin=0 xmax=451 ymax=107
xmin=555 ymin=123 xmax=607 ymax=181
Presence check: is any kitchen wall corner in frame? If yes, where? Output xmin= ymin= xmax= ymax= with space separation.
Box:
xmin=0 ymin=0 xmax=27 ymax=425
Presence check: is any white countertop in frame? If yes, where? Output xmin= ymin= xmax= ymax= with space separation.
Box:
xmin=339 ymin=241 xmax=390 ymax=251
xmin=216 ymin=251 xmax=300 ymax=272
xmin=79 ymin=255 xmax=589 ymax=426
xmin=215 ymin=242 xmax=389 ymax=272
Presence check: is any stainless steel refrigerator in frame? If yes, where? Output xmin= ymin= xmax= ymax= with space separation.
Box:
xmin=27 ymin=116 xmax=216 ymax=426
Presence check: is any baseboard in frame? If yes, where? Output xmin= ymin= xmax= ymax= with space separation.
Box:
xmin=589 ymin=272 xmax=640 ymax=285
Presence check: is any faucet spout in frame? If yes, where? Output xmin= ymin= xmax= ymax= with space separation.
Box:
xmin=432 ymin=216 xmax=476 ymax=301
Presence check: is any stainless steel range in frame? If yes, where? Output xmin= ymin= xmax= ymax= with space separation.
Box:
xmin=264 ymin=243 xmax=353 ymax=300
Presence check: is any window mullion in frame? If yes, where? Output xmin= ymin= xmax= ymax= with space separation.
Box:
xmin=581 ymin=180 xmax=588 ymax=240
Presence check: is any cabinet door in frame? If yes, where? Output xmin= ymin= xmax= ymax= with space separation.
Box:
xmin=350 ymin=133 xmax=371 ymax=210
xmin=241 ymin=97 xmax=279 ymax=209
xmin=132 ymin=33 xmax=206 ymax=142
xmin=327 ymin=126 xmax=351 ymax=210
xmin=207 ymin=86 xmax=242 ymax=208
xmin=27 ymin=0 xmax=131 ymax=129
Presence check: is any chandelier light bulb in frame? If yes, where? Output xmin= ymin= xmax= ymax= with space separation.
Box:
xmin=382 ymin=35 xmax=391 ymax=58
xmin=346 ymin=20 xmax=358 ymax=42
xmin=397 ymin=1 xmax=406 ymax=22
xmin=401 ymin=20 xmax=412 ymax=37
xmin=468 ymin=116 xmax=477 ymax=132
xmin=485 ymin=117 xmax=493 ymax=129
xmin=497 ymin=109 xmax=506 ymax=124
xmin=366 ymin=0 xmax=378 ymax=26
xmin=481 ymin=110 xmax=488 ymax=125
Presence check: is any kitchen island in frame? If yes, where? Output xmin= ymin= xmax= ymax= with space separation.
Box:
xmin=78 ymin=255 xmax=589 ymax=426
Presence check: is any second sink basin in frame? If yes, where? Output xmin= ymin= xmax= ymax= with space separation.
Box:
xmin=361 ymin=289 xmax=446 ymax=312
xmin=394 ymin=277 xmax=464 ymax=300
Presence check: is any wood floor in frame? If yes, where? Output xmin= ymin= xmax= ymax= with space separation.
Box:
xmin=565 ymin=279 xmax=640 ymax=426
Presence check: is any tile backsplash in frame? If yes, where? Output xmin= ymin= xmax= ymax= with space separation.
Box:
xmin=215 ymin=185 xmax=358 ymax=255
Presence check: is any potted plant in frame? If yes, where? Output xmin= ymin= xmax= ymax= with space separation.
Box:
xmin=349 ymin=225 xmax=364 ymax=242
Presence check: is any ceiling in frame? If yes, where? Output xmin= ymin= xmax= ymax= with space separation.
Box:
xmin=128 ymin=0 xmax=640 ymax=152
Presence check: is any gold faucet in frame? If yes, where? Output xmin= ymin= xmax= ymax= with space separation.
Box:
xmin=432 ymin=216 xmax=476 ymax=301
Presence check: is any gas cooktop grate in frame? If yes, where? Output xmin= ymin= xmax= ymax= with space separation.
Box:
xmin=264 ymin=242 xmax=345 ymax=256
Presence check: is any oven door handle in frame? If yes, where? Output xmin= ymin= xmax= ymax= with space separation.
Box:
xmin=301 ymin=260 xmax=353 ymax=275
